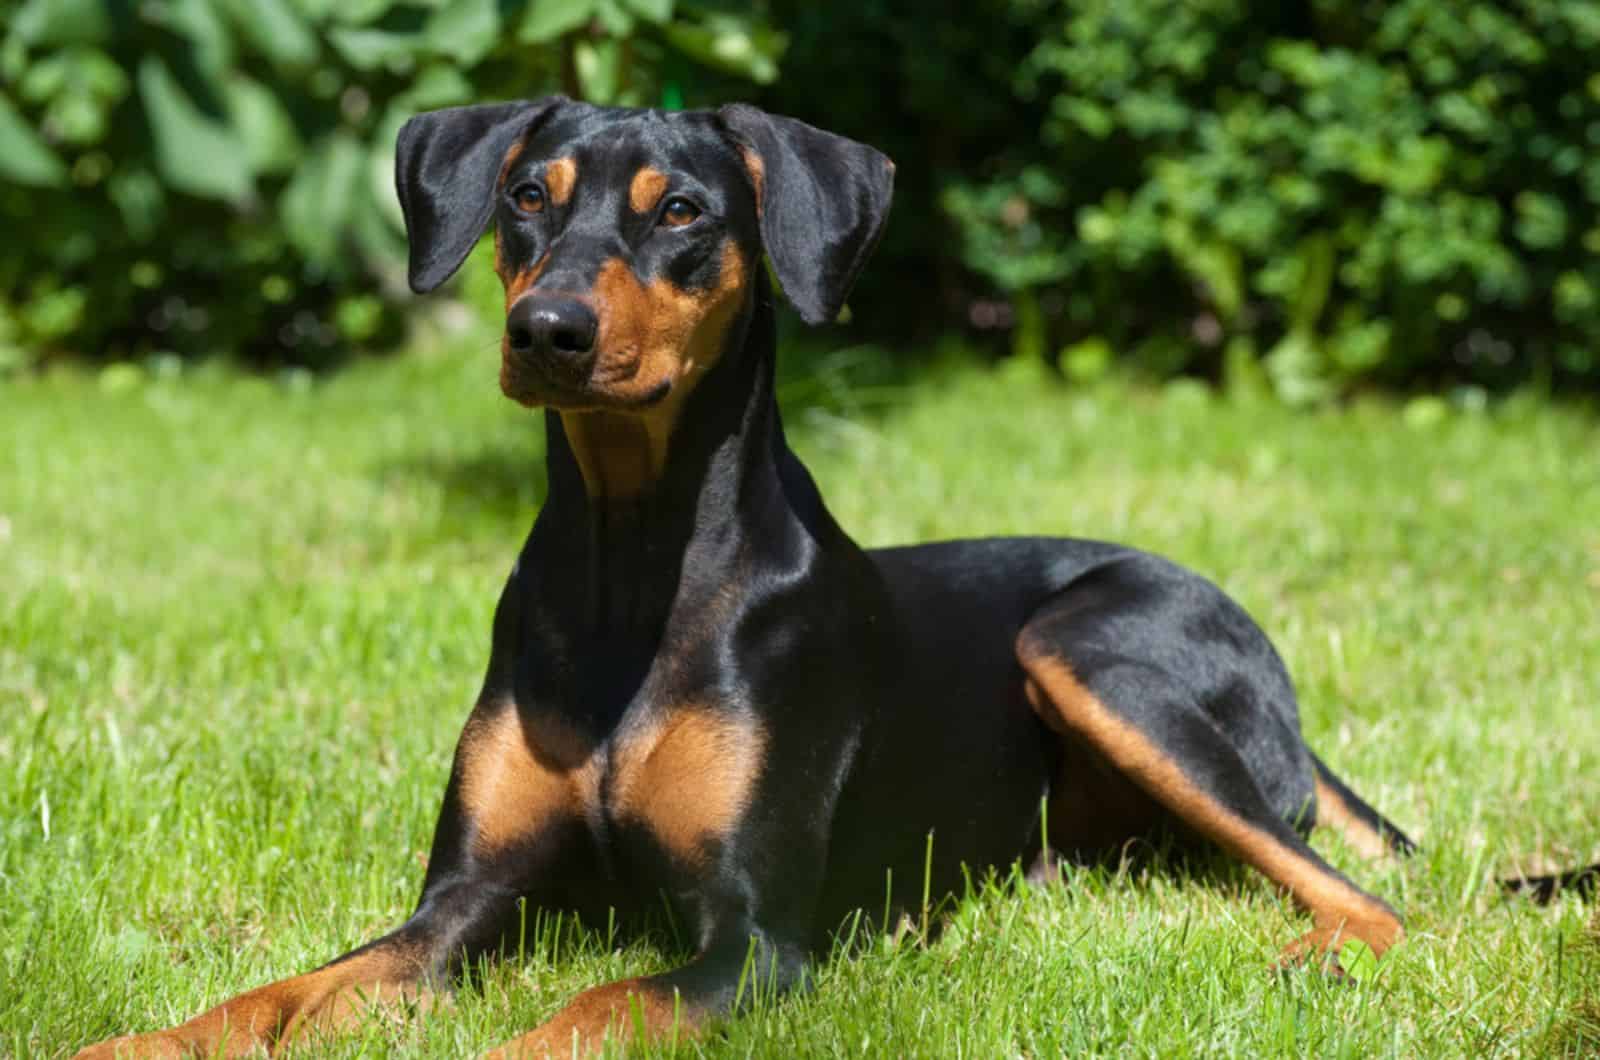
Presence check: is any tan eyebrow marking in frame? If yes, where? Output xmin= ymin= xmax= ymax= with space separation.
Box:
xmin=498 ymin=138 xmax=527 ymax=189
xmin=629 ymin=167 xmax=670 ymax=215
xmin=737 ymin=147 xmax=764 ymax=217
xmin=546 ymin=157 xmax=577 ymax=206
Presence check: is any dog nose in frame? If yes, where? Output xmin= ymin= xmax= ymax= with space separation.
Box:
xmin=506 ymin=295 xmax=598 ymax=369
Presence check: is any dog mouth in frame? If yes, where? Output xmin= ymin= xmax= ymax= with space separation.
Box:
xmin=500 ymin=353 xmax=672 ymax=411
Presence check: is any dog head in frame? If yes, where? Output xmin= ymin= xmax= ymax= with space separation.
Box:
xmin=395 ymin=98 xmax=894 ymax=413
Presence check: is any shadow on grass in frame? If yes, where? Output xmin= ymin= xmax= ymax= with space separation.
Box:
xmin=1538 ymin=907 xmax=1600 ymax=1055
xmin=391 ymin=446 xmax=551 ymax=528
xmin=375 ymin=338 xmax=935 ymax=523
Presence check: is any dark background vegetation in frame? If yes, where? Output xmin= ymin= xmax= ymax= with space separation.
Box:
xmin=6 ymin=0 xmax=1600 ymax=398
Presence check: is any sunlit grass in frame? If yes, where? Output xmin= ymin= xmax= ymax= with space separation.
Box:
xmin=3 ymin=341 xmax=1597 ymax=1056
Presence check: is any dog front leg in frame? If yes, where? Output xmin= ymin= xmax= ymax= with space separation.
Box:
xmin=484 ymin=925 xmax=807 ymax=1058
xmin=72 ymin=876 xmax=526 ymax=1059
xmin=75 ymin=694 xmax=596 ymax=1058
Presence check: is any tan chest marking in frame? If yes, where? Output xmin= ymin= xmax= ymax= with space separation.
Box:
xmin=456 ymin=706 xmax=600 ymax=858
xmin=610 ymin=707 xmax=766 ymax=866
xmin=455 ymin=703 xmax=764 ymax=867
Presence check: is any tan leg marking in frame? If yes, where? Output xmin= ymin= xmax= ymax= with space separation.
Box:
xmin=484 ymin=977 xmax=698 ymax=1059
xmin=544 ymin=157 xmax=577 ymax=206
xmin=1313 ymin=776 xmax=1391 ymax=861
xmin=628 ymin=166 xmax=669 ymax=215
xmin=456 ymin=705 xmax=599 ymax=858
xmin=1028 ymin=678 xmax=1162 ymax=860
xmin=611 ymin=707 xmax=767 ymax=867
xmin=1020 ymin=651 xmax=1403 ymax=962
xmin=73 ymin=945 xmax=432 ymax=1059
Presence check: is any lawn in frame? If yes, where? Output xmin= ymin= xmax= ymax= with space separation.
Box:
xmin=3 ymin=339 xmax=1598 ymax=1057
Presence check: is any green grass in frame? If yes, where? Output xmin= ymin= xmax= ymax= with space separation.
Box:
xmin=3 ymin=342 xmax=1598 ymax=1057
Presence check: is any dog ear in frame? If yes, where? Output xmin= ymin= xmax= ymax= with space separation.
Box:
xmin=716 ymin=104 xmax=894 ymax=326
xmin=395 ymin=98 xmax=566 ymax=293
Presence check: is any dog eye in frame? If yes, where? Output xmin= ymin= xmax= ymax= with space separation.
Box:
xmin=511 ymin=183 xmax=545 ymax=214
xmin=659 ymin=196 xmax=700 ymax=228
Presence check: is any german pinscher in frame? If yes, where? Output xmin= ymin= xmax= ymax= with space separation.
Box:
xmin=77 ymin=99 xmax=1595 ymax=1058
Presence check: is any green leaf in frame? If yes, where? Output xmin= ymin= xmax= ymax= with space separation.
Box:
xmin=50 ymin=94 xmax=107 ymax=145
xmin=350 ymin=191 xmax=405 ymax=269
xmin=1513 ymin=191 xmax=1567 ymax=250
xmin=1059 ymin=337 xmax=1113 ymax=384
xmin=219 ymin=0 xmax=319 ymax=69
xmin=136 ymin=56 xmax=254 ymax=203
xmin=1162 ymin=218 xmax=1242 ymax=320
xmin=519 ymin=0 xmax=594 ymax=44
xmin=1222 ymin=336 xmax=1271 ymax=401
xmin=326 ymin=0 xmax=400 ymax=24
xmin=574 ymin=38 xmax=621 ymax=103
xmin=1264 ymin=329 xmax=1334 ymax=406
xmin=281 ymin=133 xmax=365 ymax=266
xmin=12 ymin=0 xmax=111 ymax=48
xmin=19 ymin=49 xmax=128 ymax=147
xmin=70 ymin=48 xmax=129 ymax=101
xmin=371 ymin=121 xmax=406 ymax=229
xmin=1327 ymin=315 xmax=1391 ymax=373
xmin=108 ymin=166 xmax=167 ymax=241
xmin=1 ymin=39 xmax=24 ymax=84
xmin=662 ymin=16 xmax=786 ymax=85
xmin=224 ymin=75 xmax=302 ymax=176
xmin=25 ymin=285 xmax=88 ymax=341
xmin=622 ymin=0 xmax=672 ymax=24
xmin=0 ymin=94 xmax=68 ymax=187
xmin=333 ymin=292 xmax=386 ymax=344
xmin=425 ymin=0 xmax=501 ymax=66
xmin=1286 ymin=233 xmax=1333 ymax=333
xmin=593 ymin=0 xmax=635 ymax=36
xmin=328 ymin=27 xmax=425 ymax=72
xmin=1403 ymin=395 xmax=1450 ymax=431
xmin=404 ymin=65 xmax=474 ymax=110
xmin=20 ymin=56 xmax=70 ymax=103
xmin=149 ymin=0 xmax=236 ymax=78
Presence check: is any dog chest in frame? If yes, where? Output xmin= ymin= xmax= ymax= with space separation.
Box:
xmin=602 ymin=706 xmax=767 ymax=868
xmin=454 ymin=700 xmax=765 ymax=874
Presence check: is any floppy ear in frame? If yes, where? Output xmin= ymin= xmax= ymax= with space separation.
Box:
xmin=394 ymin=98 xmax=566 ymax=293
xmin=716 ymin=104 xmax=895 ymax=326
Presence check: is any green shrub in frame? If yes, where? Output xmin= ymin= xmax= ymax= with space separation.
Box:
xmin=10 ymin=0 xmax=1600 ymax=394
xmin=0 ymin=0 xmax=782 ymax=368
xmin=758 ymin=3 xmax=1039 ymax=347
xmin=932 ymin=0 xmax=1600 ymax=395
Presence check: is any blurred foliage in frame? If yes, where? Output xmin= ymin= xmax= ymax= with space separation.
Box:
xmin=925 ymin=0 xmax=1600 ymax=396
xmin=6 ymin=0 xmax=1600 ymax=397
xmin=0 ymin=0 xmax=782 ymax=369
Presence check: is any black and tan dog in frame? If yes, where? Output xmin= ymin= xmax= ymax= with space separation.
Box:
xmin=77 ymin=99 xmax=1593 ymax=1058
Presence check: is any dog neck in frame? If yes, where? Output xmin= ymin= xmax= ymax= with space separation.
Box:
xmin=530 ymin=271 xmax=843 ymax=642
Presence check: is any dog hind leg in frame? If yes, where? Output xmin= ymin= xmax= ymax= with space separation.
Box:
xmin=1017 ymin=611 xmax=1403 ymax=968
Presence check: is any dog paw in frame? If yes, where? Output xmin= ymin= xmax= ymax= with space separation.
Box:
xmin=72 ymin=1031 xmax=189 ymax=1060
